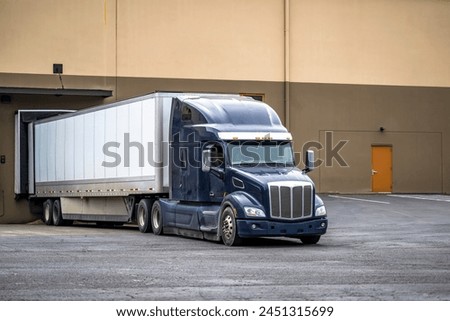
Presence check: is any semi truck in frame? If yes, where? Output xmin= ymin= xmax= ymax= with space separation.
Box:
xmin=15 ymin=92 xmax=327 ymax=246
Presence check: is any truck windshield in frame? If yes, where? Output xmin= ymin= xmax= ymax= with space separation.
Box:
xmin=227 ymin=141 xmax=295 ymax=167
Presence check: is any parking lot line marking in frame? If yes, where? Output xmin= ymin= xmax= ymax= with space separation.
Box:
xmin=328 ymin=195 xmax=390 ymax=204
xmin=388 ymin=194 xmax=450 ymax=202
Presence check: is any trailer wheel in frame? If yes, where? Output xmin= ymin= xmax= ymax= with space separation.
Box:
xmin=43 ymin=199 xmax=54 ymax=225
xmin=220 ymin=207 xmax=242 ymax=246
xmin=137 ymin=199 xmax=152 ymax=233
xmin=151 ymin=200 xmax=163 ymax=235
xmin=52 ymin=199 xmax=65 ymax=226
xmin=299 ymin=235 xmax=321 ymax=245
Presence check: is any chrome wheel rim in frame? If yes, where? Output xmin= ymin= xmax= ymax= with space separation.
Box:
xmin=222 ymin=213 xmax=233 ymax=240
xmin=152 ymin=207 xmax=160 ymax=230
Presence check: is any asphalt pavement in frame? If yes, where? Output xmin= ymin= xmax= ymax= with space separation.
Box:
xmin=0 ymin=194 xmax=449 ymax=300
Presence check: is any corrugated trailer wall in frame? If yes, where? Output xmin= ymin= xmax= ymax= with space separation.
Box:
xmin=33 ymin=93 xmax=171 ymax=198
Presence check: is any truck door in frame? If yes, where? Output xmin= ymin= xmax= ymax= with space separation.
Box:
xmin=204 ymin=143 xmax=226 ymax=202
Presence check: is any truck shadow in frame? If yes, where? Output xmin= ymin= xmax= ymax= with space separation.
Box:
xmin=242 ymin=237 xmax=304 ymax=247
xmin=70 ymin=222 xmax=138 ymax=231
xmin=68 ymin=223 xmax=323 ymax=248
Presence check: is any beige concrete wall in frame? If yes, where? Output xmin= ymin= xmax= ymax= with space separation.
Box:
xmin=0 ymin=0 xmax=284 ymax=81
xmin=117 ymin=0 xmax=284 ymax=81
xmin=290 ymin=0 xmax=450 ymax=87
xmin=0 ymin=0 xmax=116 ymax=76
xmin=2 ymin=0 xmax=449 ymax=84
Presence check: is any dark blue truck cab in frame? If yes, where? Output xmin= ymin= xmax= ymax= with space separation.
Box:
xmin=145 ymin=95 xmax=327 ymax=246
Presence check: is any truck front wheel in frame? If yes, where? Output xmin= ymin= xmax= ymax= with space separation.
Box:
xmin=137 ymin=199 xmax=152 ymax=233
xmin=43 ymin=199 xmax=53 ymax=225
xmin=220 ymin=207 xmax=242 ymax=246
xmin=151 ymin=200 xmax=163 ymax=235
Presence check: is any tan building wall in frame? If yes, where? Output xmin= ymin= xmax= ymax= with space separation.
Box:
xmin=1 ymin=0 xmax=449 ymax=223
xmin=291 ymin=83 xmax=449 ymax=193
xmin=0 ymin=0 xmax=116 ymax=76
xmin=117 ymin=0 xmax=285 ymax=81
xmin=290 ymin=0 xmax=450 ymax=87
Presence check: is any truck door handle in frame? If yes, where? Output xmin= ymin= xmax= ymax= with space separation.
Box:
xmin=371 ymin=169 xmax=378 ymax=175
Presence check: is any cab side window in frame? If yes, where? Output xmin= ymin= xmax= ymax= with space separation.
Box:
xmin=210 ymin=143 xmax=224 ymax=168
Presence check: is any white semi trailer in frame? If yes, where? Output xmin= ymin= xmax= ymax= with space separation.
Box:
xmin=31 ymin=93 xmax=171 ymax=225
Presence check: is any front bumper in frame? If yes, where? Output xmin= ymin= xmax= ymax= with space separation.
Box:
xmin=236 ymin=217 xmax=328 ymax=238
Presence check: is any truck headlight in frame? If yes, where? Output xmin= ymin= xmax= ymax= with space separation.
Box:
xmin=315 ymin=205 xmax=327 ymax=216
xmin=244 ymin=207 xmax=266 ymax=217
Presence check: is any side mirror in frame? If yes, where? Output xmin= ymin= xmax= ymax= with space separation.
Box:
xmin=202 ymin=149 xmax=211 ymax=172
xmin=303 ymin=150 xmax=314 ymax=173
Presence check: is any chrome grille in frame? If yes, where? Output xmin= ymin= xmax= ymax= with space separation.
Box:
xmin=268 ymin=181 xmax=313 ymax=219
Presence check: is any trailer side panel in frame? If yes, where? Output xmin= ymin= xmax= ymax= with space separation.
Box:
xmin=34 ymin=94 xmax=168 ymax=197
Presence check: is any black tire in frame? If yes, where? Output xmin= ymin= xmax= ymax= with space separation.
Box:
xmin=52 ymin=199 xmax=64 ymax=226
xmin=220 ymin=206 xmax=242 ymax=246
xmin=137 ymin=199 xmax=152 ymax=233
xmin=150 ymin=200 xmax=163 ymax=235
xmin=300 ymin=235 xmax=321 ymax=245
xmin=42 ymin=199 xmax=53 ymax=225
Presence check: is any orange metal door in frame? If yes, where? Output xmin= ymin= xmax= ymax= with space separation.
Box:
xmin=371 ymin=146 xmax=392 ymax=192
